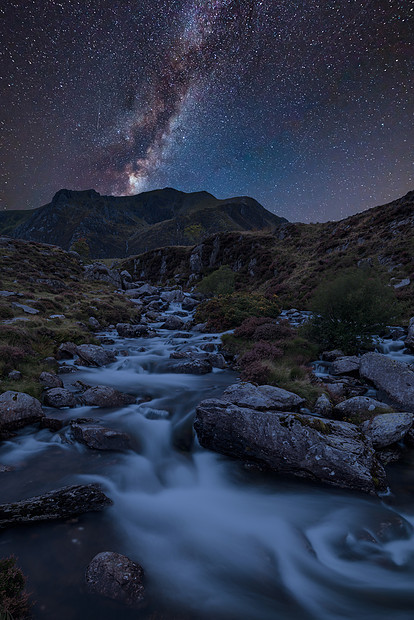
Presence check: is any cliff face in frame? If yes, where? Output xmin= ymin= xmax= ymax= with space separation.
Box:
xmin=1 ymin=188 xmax=286 ymax=258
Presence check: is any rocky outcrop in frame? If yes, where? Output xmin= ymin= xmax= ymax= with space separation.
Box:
xmin=313 ymin=393 xmax=333 ymax=417
xmin=116 ymin=323 xmax=149 ymax=338
xmin=39 ymin=371 xmax=63 ymax=389
xmin=333 ymin=396 xmax=392 ymax=422
xmin=84 ymin=263 xmax=122 ymax=288
xmin=170 ymin=360 xmax=212 ymax=375
xmin=44 ymin=388 xmax=76 ymax=409
xmin=71 ymin=422 xmax=131 ymax=451
xmin=0 ymin=484 xmax=112 ymax=528
xmin=221 ymin=383 xmax=305 ymax=411
xmin=80 ymin=386 xmax=136 ymax=408
xmin=361 ymin=413 xmax=414 ymax=449
xmin=360 ymin=352 xmax=414 ymax=411
xmin=85 ymin=552 xmax=145 ymax=606
xmin=0 ymin=391 xmax=44 ymax=432
xmin=332 ymin=356 xmax=360 ymax=376
xmin=194 ymin=396 xmax=386 ymax=494
xmin=162 ymin=316 xmax=185 ymax=330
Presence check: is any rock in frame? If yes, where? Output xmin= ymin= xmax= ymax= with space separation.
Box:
xmin=84 ymin=263 xmax=122 ymax=288
xmin=160 ymin=290 xmax=184 ymax=303
xmin=359 ymin=352 xmax=414 ymax=411
xmin=162 ymin=316 xmax=185 ymax=330
xmin=194 ymin=399 xmax=386 ymax=494
xmin=71 ymin=422 xmax=131 ymax=451
xmin=7 ymin=370 xmax=22 ymax=381
xmin=0 ymin=290 xmax=16 ymax=297
xmin=361 ymin=413 xmax=414 ymax=449
xmin=88 ymin=316 xmax=101 ymax=330
xmin=116 ymin=323 xmax=148 ymax=338
xmin=314 ymin=393 xmax=333 ymax=417
xmin=12 ymin=302 xmax=39 ymax=314
xmin=325 ymin=382 xmax=347 ymax=400
xmin=171 ymin=360 xmax=212 ymax=375
xmin=0 ymin=464 xmax=14 ymax=473
xmin=393 ymin=278 xmax=411 ymax=289
xmin=39 ymin=417 xmax=65 ymax=431
xmin=56 ymin=341 xmax=78 ymax=360
xmin=0 ymin=391 xmax=44 ymax=431
xmin=135 ymin=283 xmax=158 ymax=296
xmin=58 ymin=364 xmax=78 ymax=374
xmin=221 ymin=382 xmax=305 ymax=411
xmin=39 ymin=371 xmax=63 ymax=389
xmin=182 ymin=297 xmax=199 ymax=311
xmin=85 ymin=551 xmax=145 ymax=607
xmin=42 ymin=356 xmax=58 ymax=367
xmin=322 ymin=350 xmax=345 ymax=362
xmin=81 ymin=386 xmax=136 ymax=408
xmin=405 ymin=317 xmax=414 ymax=351
xmin=206 ymin=353 xmax=227 ymax=369
xmin=44 ymin=388 xmax=77 ymax=409
xmin=192 ymin=323 xmax=207 ymax=332
xmin=332 ymin=356 xmax=360 ymax=376
xmin=76 ymin=344 xmax=116 ymax=367
xmin=0 ymin=484 xmax=112 ymax=528
xmin=333 ymin=396 xmax=392 ymax=422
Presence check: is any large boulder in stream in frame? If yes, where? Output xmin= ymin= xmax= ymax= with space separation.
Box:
xmin=116 ymin=323 xmax=149 ymax=338
xmin=194 ymin=397 xmax=387 ymax=494
xmin=221 ymin=383 xmax=305 ymax=411
xmin=333 ymin=396 xmax=393 ymax=422
xmin=76 ymin=344 xmax=117 ymax=367
xmin=71 ymin=422 xmax=131 ymax=451
xmin=85 ymin=551 xmax=145 ymax=607
xmin=0 ymin=391 xmax=44 ymax=432
xmin=81 ymin=386 xmax=136 ymax=408
xmin=0 ymin=484 xmax=112 ymax=528
xmin=359 ymin=352 xmax=414 ymax=411
xmin=162 ymin=315 xmax=185 ymax=330
xmin=361 ymin=413 xmax=414 ymax=449
xmin=44 ymin=387 xmax=77 ymax=409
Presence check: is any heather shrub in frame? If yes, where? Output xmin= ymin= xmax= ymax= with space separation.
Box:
xmin=0 ymin=556 xmax=30 ymax=619
xmin=234 ymin=317 xmax=293 ymax=341
xmin=239 ymin=341 xmax=283 ymax=367
xmin=196 ymin=265 xmax=235 ymax=296
xmin=195 ymin=293 xmax=280 ymax=331
xmin=240 ymin=360 xmax=271 ymax=384
xmin=234 ymin=317 xmax=271 ymax=338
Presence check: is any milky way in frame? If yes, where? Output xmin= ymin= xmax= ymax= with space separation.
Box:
xmin=2 ymin=1 xmax=413 ymax=221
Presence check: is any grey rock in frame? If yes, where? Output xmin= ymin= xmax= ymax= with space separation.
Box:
xmin=44 ymin=388 xmax=77 ymax=409
xmin=322 ymin=350 xmax=345 ymax=362
xmin=393 ymin=278 xmax=411 ymax=289
xmin=194 ymin=399 xmax=386 ymax=494
xmin=332 ymin=356 xmax=360 ymax=376
xmin=81 ymin=386 xmax=136 ymax=408
xmin=162 ymin=315 xmax=185 ymax=330
xmin=135 ymin=283 xmax=158 ymax=296
xmin=361 ymin=413 xmax=414 ymax=449
xmin=76 ymin=344 xmax=116 ymax=367
xmin=314 ymin=393 xmax=333 ymax=417
xmin=405 ymin=317 xmax=414 ymax=351
xmin=88 ymin=316 xmax=101 ymax=330
xmin=84 ymin=263 xmax=121 ymax=288
xmin=192 ymin=323 xmax=207 ymax=332
xmin=0 ymin=290 xmax=15 ymax=297
xmin=0 ymin=391 xmax=44 ymax=431
xmin=182 ymin=297 xmax=199 ymax=311
xmin=71 ymin=423 xmax=131 ymax=451
xmin=0 ymin=484 xmax=112 ymax=528
xmin=160 ymin=289 xmax=184 ymax=303
xmin=0 ymin=464 xmax=14 ymax=473
xmin=56 ymin=341 xmax=78 ymax=360
xmin=85 ymin=551 xmax=145 ymax=607
xmin=7 ymin=370 xmax=22 ymax=381
xmin=221 ymin=382 xmax=305 ymax=411
xmin=325 ymin=383 xmax=347 ymax=400
xmin=39 ymin=371 xmax=63 ymax=389
xmin=116 ymin=323 xmax=148 ymax=338
xmin=206 ymin=353 xmax=227 ymax=369
xmin=360 ymin=352 xmax=414 ymax=411
xmin=171 ymin=359 xmax=212 ymax=375
xmin=12 ymin=302 xmax=39 ymax=314
xmin=333 ymin=396 xmax=392 ymax=421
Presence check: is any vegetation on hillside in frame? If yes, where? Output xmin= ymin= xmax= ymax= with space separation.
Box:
xmin=0 ymin=556 xmax=30 ymax=619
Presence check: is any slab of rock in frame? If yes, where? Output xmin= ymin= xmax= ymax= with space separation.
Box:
xmin=405 ymin=317 xmax=414 ymax=351
xmin=194 ymin=399 xmax=386 ymax=494
xmin=39 ymin=371 xmax=63 ymax=389
xmin=71 ymin=423 xmax=131 ymax=451
xmin=81 ymin=386 xmax=136 ymax=408
xmin=162 ymin=316 xmax=185 ymax=330
xmin=221 ymin=383 xmax=305 ymax=411
xmin=0 ymin=484 xmax=112 ymax=528
xmin=171 ymin=360 xmax=212 ymax=375
xmin=359 ymin=352 xmax=414 ymax=411
xmin=76 ymin=344 xmax=116 ymax=367
xmin=44 ymin=388 xmax=77 ymax=409
xmin=333 ymin=396 xmax=392 ymax=422
xmin=85 ymin=551 xmax=145 ymax=607
xmin=332 ymin=356 xmax=360 ymax=376
xmin=0 ymin=391 xmax=44 ymax=431
xmin=7 ymin=370 xmax=22 ymax=381
xmin=361 ymin=413 xmax=414 ymax=449
xmin=12 ymin=302 xmax=39 ymax=315
xmin=116 ymin=323 xmax=148 ymax=338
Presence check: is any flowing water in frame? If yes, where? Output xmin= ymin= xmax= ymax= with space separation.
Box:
xmin=1 ymin=312 xmax=414 ymax=619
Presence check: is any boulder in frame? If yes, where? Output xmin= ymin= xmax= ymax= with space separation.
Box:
xmin=361 ymin=413 xmax=414 ymax=449
xmin=171 ymin=360 xmax=212 ymax=375
xmin=194 ymin=399 xmax=386 ymax=494
xmin=0 ymin=484 xmax=112 ymax=528
xmin=333 ymin=396 xmax=392 ymax=422
xmin=85 ymin=552 xmax=145 ymax=607
xmin=134 ymin=283 xmax=158 ymax=297
xmin=39 ymin=371 xmax=63 ymax=389
xmin=0 ymin=391 xmax=44 ymax=431
xmin=313 ymin=393 xmax=333 ymax=417
xmin=7 ymin=370 xmax=22 ymax=381
xmin=221 ymin=383 xmax=305 ymax=411
xmin=12 ymin=302 xmax=39 ymax=315
xmin=182 ymin=297 xmax=199 ymax=311
xmin=116 ymin=323 xmax=148 ymax=338
xmin=56 ymin=341 xmax=78 ymax=360
xmin=81 ymin=386 xmax=136 ymax=408
xmin=161 ymin=316 xmax=185 ymax=330
xmin=206 ymin=353 xmax=227 ymax=369
xmin=160 ymin=290 xmax=184 ymax=303
xmin=84 ymin=263 xmax=122 ymax=288
xmin=322 ymin=350 xmax=345 ymax=362
xmin=332 ymin=356 xmax=360 ymax=376
xmin=76 ymin=344 xmax=116 ymax=367
xmin=44 ymin=388 xmax=77 ymax=409
xmin=71 ymin=423 xmax=131 ymax=451
xmin=405 ymin=317 xmax=414 ymax=351
xmin=359 ymin=352 xmax=414 ymax=411
xmin=88 ymin=316 xmax=101 ymax=330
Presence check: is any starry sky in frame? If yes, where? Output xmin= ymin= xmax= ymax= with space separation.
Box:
xmin=1 ymin=0 xmax=413 ymax=221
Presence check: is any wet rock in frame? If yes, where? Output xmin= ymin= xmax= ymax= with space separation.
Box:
xmin=76 ymin=344 xmax=116 ymax=367
xmin=57 ymin=364 xmax=78 ymax=374
xmin=135 ymin=283 xmax=158 ymax=296
xmin=39 ymin=417 xmax=65 ymax=431
xmin=85 ymin=551 xmax=145 ymax=607
xmin=81 ymin=386 xmax=136 ymax=408
xmin=200 ymin=343 xmax=216 ymax=352
xmin=39 ymin=371 xmax=64 ymax=389
xmin=0 ymin=484 xmax=112 ymax=528
xmin=322 ymin=350 xmax=345 ymax=362
xmin=116 ymin=323 xmax=149 ymax=338
xmin=405 ymin=317 xmax=414 ymax=351
xmin=171 ymin=360 xmax=212 ymax=375
xmin=44 ymin=387 xmax=77 ymax=409
xmin=314 ymin=393 xmax=333 ymax=417
xmin=195 ymin=399 xmax=386 ymax=494
xmin=361 ymin=413 xmax=414 ymax=449
xmin=160 ymin=289 xmax=184 ymax=303
xmin=333 ymin=396 xmax=392 ymax=422
xmin=0 ymin=391 xmax=44 ymax=431
xmin=0 ymin=464 xmax=14 ymax=473
xmin=71 ymin=422 xmax=131 ymax=451
xmin=192 ymin=323 xmax=207 ymax=332
xmin=162 ymin=316 xmax=185 ymax=330
xmin=206 ymin=353 xmax=227 ymax=369
xmin=7 ymin=370 xmax=22 ymax=381
xmin=325 ymin=382 xmax=347 ymax=400
xmin=332 ymin=356 xmax=360 ymax=376
xmin=56 ymin=341 xmax=78 ymax=360
xmin=359 ymin=352 xmax=414 ymax=411
xmin=182 ymin=297 xmax=199 ymax=311
xmin=221 ymin=382 xmax=305 ymax=411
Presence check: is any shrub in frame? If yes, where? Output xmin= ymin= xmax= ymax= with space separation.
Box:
xmin=305 ymin=269 xmax=397 ymax=353
xmin=196 ymin=265 xmax=235 ymax=297
xmin=240 ymin=360 xmax=271 ymax=384
xmin=234 ymin=317 xmax=293 ymax=341
xmin=195 ymin=293 xmax=280 ymax=331
xmin=0 ymin=556 xmax=30 ymax=619
xmin=239 ymin=341 xmax=283 ymax=368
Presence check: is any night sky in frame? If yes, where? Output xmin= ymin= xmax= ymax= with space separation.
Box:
xmin=2 ymin=0 xmax=413 ymax=221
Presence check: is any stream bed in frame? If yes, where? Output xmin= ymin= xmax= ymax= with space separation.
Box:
xmin=1 ymin=314 xmax=414 ymax=619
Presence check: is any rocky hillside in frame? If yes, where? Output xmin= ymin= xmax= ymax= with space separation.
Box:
xmin=119 ymin=190 xmax=414 ymax=315
xmin=0 ymin=187 xmax=286 ymax=258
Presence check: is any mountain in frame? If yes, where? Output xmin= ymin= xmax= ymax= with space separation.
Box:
xmin=0 ymin=188 xmax=286 ymax=258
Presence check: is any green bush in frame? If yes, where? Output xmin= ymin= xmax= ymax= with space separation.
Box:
xmin=196 ymin=266 xmax=235 ymax=296
xmin=305 ymin=269 xmax=397 ymax=353
xmin=195 ymin=292 xmax=280 ymax=331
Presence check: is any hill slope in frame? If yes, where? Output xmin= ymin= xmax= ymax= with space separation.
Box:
xmin=1 ymin=188 xmax=286 ymax=258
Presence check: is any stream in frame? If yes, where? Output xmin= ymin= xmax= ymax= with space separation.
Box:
xmin=1 ymin=305 xmax=414 ymax=620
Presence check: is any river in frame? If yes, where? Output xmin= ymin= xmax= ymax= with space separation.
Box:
xmin=1 ymin=305 xmax=414 ymax=620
